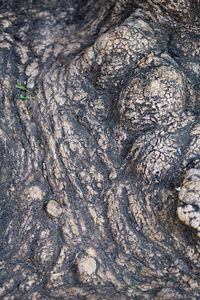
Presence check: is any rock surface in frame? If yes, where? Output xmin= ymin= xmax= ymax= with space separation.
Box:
xmin=78 ymin=257 xmax=97 ymax=276
xmin=0 ymin=0 xmax=200 ymax=299
xmin=177 ymin=168 xmax=200 ymax=237
xmin=46 ymin=200 xmax=63 ymax=218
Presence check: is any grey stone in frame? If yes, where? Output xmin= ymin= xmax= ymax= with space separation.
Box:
xmin=0 ymin=0 xmax=200 ymax=299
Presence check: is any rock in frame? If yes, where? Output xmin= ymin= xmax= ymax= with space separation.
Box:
xmin=46 ymin=200 xmax=62 ymax=218
xmin=177 ymin=169 xmax=200 ymax=236
xmin=78 ymin=257 xmax=97 ymax=276
xmin=0 ymin=0 xmax=200 ymax=299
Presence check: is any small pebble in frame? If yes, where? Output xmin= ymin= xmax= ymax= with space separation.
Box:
xmin=78 ymin=257 xmax=96 ymax=276
xmin=46 ymin=200 xmax=62 ymax=218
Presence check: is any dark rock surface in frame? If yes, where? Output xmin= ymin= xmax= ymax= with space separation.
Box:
xmin=0 ymin=0 xmax=200 ymax=299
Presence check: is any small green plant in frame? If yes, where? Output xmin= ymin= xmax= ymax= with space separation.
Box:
xmin=20 ymin=94 xmax=32 ymax=100
xmin=15 ymin=84 xmax=34 ymax=100
xmin=131 ymin=285 xmax=137 ymax=291
xmin=15 ymin=84 xmax=34 ymax=96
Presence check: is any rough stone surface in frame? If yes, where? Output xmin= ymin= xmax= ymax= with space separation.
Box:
xmin=46 ymin=200 xmax=63 ymax=218
xmin=78 ymin=257 xmax=97 ymax=276
xmin=177 ymin=168 xmax=200 ymax=237
xmin=0 ymin=0 xmax=200 ymax=299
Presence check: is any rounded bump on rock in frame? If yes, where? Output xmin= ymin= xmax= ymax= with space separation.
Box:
xmin=46 ymin=200 xmax=63 ymax=218
xmin=177 ymin=168 xmax=200 ymax=237
xmin=77 ymin=257 xmax=97 ymax=276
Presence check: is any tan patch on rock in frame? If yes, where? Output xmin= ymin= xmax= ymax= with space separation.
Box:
xmin=28 ymin=185 xmax=44 ymax=200
xmin=87 ymin=248 xmax=96 ymax=257
xmin=78 ymin=257 xmax=96 ymax=276
xmin=177 ymin=168 xmax=200 ymax=237
xmin=46 ymin=200 xmax=62 ymax=218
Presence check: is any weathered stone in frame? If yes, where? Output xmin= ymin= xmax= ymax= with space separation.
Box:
xmin=177 ymin=169 xmax=200 ymax=236
xmin=46 ymin=200 xmax=62 ymax=218
xmin=78 ymin=257 xmax=97 ymax=276
xmin=0 ymin=0 xmax=200 ymax=299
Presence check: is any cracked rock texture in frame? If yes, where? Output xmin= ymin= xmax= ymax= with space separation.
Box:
xmin=0 ymin=0 xmax=200 ymax=299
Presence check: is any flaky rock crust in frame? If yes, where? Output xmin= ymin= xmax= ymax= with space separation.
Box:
xmin=0 ymin=0 xmax=200 ymax=299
